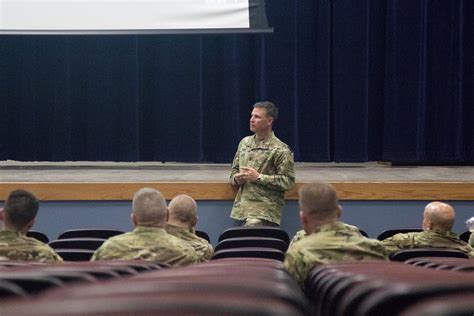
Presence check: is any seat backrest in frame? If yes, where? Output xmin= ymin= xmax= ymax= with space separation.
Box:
xmin=0 ymin=280 xmax=28 ymax=299
xmin=0 ymin=292 xmax=307 ymax=316
xmin=218 ymin=227 xmax=290 ymax=244
xmin=459 ymin=231 xmax=471 ymax=243
xmin=195 ymin=230 xmax=211 ymax=243
xmin=57 ymin=229 xmax=124 ymax=240
xmin=48 ymin=238 xmax=106 ymax=250
xmin=0 ymin=272 xmax=63 ymax=295
xmin=212 ymin=247 xmax=285 ymax=261
xmin=389 ymin=248 xmax=469 ymax=262
xmin=399 ymin=292 xmax=474 ymax=316
xmin=215 ymin=237 xmax=288 ymax=252
xmin=55 ymin=249 xmax=95 ymax=262
xmin=377 ymin=228 xmax=423 ymax=241
xmin=26 ymin=231 xmax=49 ymax=243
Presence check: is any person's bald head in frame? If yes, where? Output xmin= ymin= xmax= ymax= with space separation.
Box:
xmin=131 ymin=188 xmax=168 ymax=227
xmin=422 ymin=201 xmax=455 ymax=232
xmin=168 ymin=195 xmax=198 ymax=230
xmin=299 ymin=182 xmax=341 ymax=232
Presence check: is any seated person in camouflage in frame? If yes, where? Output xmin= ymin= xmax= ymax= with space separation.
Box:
xmin=289 ymin=222 xmax=362 ymax=247
xmin=0 ymin=189 xmax=63 ymax=263
xmin=91 ymin=188 xmax=200 ymax=266
xmin=284 ymin=182 xmax=388 ymax=287
xmin=382 ymin=202 xmax=474 ymax=257
xmin=166 ymin=194 xmax=213 ymax=262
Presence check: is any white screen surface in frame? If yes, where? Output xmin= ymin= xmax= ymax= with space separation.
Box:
xmin=0 ymin=0 xmax=254 ymax=31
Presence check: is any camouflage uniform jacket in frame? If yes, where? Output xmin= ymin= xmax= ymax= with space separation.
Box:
xmin=289 ymin=223 xmax=362 ymax=247
xmin=230 ymin=132 xmax=295 ymax=225
xmin=382 ymin=230 xmax=474 ymax=257
xmin=165 ymin=224 xmax=214 ymax=262
xmin=91 ymin=226 xmax=200 ymax=266
xmin=284 ymin=221 xmax=388 ymax=287
xmin=0 ymin=230 xmax=63 ymax=263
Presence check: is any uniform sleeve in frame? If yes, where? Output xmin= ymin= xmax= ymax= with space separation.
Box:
xmin=381 ymin=233 xmax=415 ymax=254
xmin=202 ymin=243 xmax=214 ymax=261
xmin=284 ymin=245 xmax=323 ymax=288
xmin=259 ymin=149 xmax=295 ymax=191
xmin=90 ymin=239 xmax=120 ymax=261
xmin=229 ymin=141 xmax=243 ymax=186
xmin=283 ymin=248 xmax=307 ymax=288
xmin=36 ymin=246 xmax=64 ymax=263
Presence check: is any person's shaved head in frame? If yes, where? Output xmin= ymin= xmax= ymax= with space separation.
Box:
xmin=168 ymin=195 xmax=198 ymax=229
xmin=423 ymin=201 xmax=455 ymax=232
xmin=132 ymin=188 xmax=167 ymax=227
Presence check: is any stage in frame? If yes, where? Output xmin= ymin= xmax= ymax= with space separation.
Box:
xmin=1 ymin=161 xmax=473 ymax=201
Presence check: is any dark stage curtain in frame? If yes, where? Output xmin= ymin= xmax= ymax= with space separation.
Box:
xmin=0 ymin=0 xmax=472 ymax=163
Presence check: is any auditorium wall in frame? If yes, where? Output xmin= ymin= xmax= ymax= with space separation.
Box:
xmin=23 ymin=200 xmax=474 ymax=246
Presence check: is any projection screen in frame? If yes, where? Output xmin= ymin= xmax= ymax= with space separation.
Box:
xmin=0 ymin=0 xmax=271 ymax=34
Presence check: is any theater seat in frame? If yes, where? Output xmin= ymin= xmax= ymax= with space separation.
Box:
xmin=55 ymin=249 xmax=95 ymax=262
xmin=195 ymin=230 xmax=211 ymax=243
xmin=0 ymin=292 xmax=307 ymax=316
xmin=218 ymin=227 xmax=290 ymax=245
xmin=389 ymin=248 xmax=469 ymax=261
xmin=26 ymin=231 xmax=49 ymax=243
xmin=399 ymin=292 xmax=474 ymax=316
xmin=459 ymin=231 xmax=471 ymax=243
xmin=57 ymin=229 xmax=124 ymax=240
xmin=214 ymin=237 xmax=288 ymax=252
xmin=0 ymin=280 xmax=28 ymax=299
xmin=48 ymin=238 xmax=106 ymax=250
xmin=212 ymin=247 xmax=285 ymax=261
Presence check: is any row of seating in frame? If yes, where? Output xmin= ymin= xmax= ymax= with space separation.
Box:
xmin=0 ymin=260 xmax=162 ymax=299
xmin=211 ymin=226 xmax=290 ymax=261
xmin=405 ymin=256 xmax=474 ymax=272
xmin=0 ymin=258 xmax=309 ymax=315
xmin=305 ymin=259 xmax=474 ymax=316
xmin=27 ymin=226 xmax=473 ymax=262
xmin=26 ymin=229 xmax=126 ymax=244
xmin=28 ymin=227 xmax=473 ymax=244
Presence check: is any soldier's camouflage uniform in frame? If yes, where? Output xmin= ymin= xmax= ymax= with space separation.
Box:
xmin=284 ymin=221 xmax=388 ymax=287
xmin=469 ymin=233 xmax=474 ymax=248
xmin=230 ymin=132 xmax=295 ymax=225
xmin=289 ymin=223 xmax=362 ymax=247
xmin=91 ymin=226 xmax=200 ymax=266
xmin=166 ymin=224 xmax=214 ymax=262
xmin=382 ymin=230 xmax=474 ymax=257
xmin=0 ymin=230 xmax=63 ymax=263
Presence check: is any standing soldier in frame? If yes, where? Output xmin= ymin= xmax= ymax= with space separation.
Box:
xmin=230 ymin=101 xmax=295 ymax=226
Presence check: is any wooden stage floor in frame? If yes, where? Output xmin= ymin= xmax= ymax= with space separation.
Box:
xmin=1 ymin=161 xmax=473 ymax=201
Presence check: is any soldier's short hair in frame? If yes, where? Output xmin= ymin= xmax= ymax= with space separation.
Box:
xmin=132 ymin=188 xmax=167 ymax=225
xmin=4 ymin=189 xmax=39 ymax=231
xmin=253 ymin=101 xmax=278 ymax=122
xmin=299 ymin=182 xmax=339 ymax=220
xmin=168 ymin=195 xmax=197 ymax=224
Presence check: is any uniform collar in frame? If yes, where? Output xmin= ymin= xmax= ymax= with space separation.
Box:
xmin=133 ymin=226 xmax=166 ymax=233
xmin=252 ymin=131 xmax=275 ymax=148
